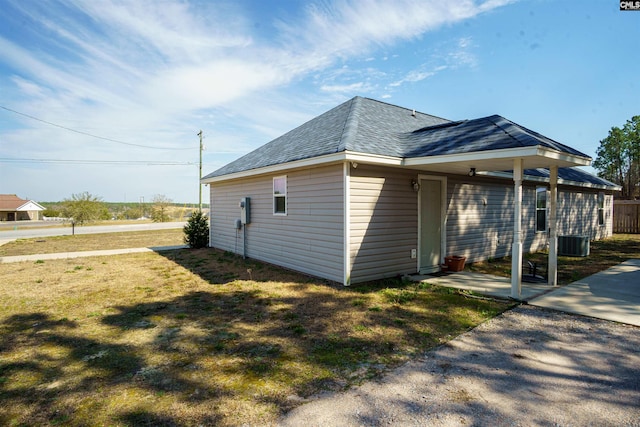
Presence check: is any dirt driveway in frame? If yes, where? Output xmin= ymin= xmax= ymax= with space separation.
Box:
xmin=279 ymin=305 xmax=640 ymax=426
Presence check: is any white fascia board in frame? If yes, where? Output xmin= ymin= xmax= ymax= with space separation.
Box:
xmin=403 ymin=146 xmax=591 ymax=167
xmin=201 ymin=151 xmax=402 ymax=184
xmin=403 ymin=147 xmax=541 ymax=166
xmin=201 ymin=153 xmax=346 ymax=184
xmin=343 ymin=151 xmax=403 ymax=166
xmin=536 ymin=147 xmax=591 ymax=166
xmin=557 ymin=180 xmax=621 ymax=191
xmin=482 ymin=171 xmax=621 ymax=191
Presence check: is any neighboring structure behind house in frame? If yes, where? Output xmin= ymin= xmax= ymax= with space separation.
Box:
xmin=202 ymin=97 xmax=619 ymax=289
xmin=0 ymin=194 xmax=46 ymax=221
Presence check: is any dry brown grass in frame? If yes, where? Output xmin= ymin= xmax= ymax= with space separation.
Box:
xmin=0 ymin=229 xmax=184 ymax=256
xmin=0 ymin=248 xmax=511 ymax=426
xmin=468 ymin=234 xmax=640 ymax=285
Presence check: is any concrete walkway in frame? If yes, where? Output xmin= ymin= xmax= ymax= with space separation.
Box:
xmin=414 ymin=271 xmax=552 ymax=301
xmin=530 ymin=258 xmax=640 ymax=326
xmin=0 ymin=245 xmax=187 ymax=263
xmin=416 ymin=259 xmax=640 ymax=327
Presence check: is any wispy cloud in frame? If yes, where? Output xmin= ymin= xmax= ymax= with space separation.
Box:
xmin=0 ymin=0 xmax=513 ymax=201
xmin=279 ymin=0 xmax=513 ymax=58
xmin=321 ymin=82 xmax=375 ymax=93
xmin=385 ymin=36 xmax=478 ymax=93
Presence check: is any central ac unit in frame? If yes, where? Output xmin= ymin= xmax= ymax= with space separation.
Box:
xmin=558 ymin=235 xmax=590 ymax=257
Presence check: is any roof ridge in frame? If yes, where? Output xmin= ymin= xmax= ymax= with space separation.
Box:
xmin=412 ymin=119 xmax=466 ymax=133
xmin=362 ymin=97 xmax=450 ymax=122
xmin=337 ymin=96 xmax=361 ymax=152
xmin=487 ymin=115 xmax=590 ymax=157
xmin=485 ymin=114 xmax=517 ymax=140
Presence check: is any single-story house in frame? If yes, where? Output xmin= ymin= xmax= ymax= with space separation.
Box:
xmin=202 ymin=97 xmax=620 ymax=298
xmin=0 ymin=194 xmax=45 ymax=221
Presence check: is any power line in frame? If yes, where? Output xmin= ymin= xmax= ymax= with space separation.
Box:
xmin=0 ymin=157 xmax=194 ymax=166
xmin=0 ymin=105 xmax=197 ymax=150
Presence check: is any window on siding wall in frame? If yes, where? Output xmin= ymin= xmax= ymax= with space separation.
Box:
xmin=273 ymin=176 xmax=287 ymax=215
xmin=536 ymin=186 xmax=547 ymax=232
xmin=598 ymin=192 xmax=605 ymax=226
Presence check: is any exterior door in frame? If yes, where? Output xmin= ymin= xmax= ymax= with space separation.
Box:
xmin=8 ymin=212 xmax=15 ymax=221
xmin=420 ymin=179 xmax=442 ymax=274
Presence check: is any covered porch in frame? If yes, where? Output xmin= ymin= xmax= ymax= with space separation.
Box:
xmin=401 ymin=116 xmax=592 ymax=299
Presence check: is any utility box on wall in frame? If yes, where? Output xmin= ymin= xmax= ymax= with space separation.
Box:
xmin=240 ymin=197 xmax=251 ymax=225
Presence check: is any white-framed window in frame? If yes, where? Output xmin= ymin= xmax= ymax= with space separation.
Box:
xmin=597 ymin=192 xmax=605 ymax=226
xmin=273 ymin=176 xmax=287 ymax=215
xmin=536 ymin=186 xmax=547 ymax=232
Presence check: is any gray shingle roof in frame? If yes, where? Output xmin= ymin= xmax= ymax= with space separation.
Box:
xmin=402 ymin=115 xmax=589 ymax=158
xmin=203 ymin=97 xmax=601 ymax=189
xmin=203 ymin=97 xmax=449 ymax=179
xmin=523 ymin=168 xmax=619 ymax=188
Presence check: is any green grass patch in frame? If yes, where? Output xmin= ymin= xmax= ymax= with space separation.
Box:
xmin=468 ymin=233 xmax=640 ymax=285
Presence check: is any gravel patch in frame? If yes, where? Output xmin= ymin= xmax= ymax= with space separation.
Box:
xmin=279 ymin=305 xmax=640 ymax=426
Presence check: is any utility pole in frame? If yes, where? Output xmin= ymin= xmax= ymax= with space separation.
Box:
xmin=197 ymin=130 xmax=203 ymax=212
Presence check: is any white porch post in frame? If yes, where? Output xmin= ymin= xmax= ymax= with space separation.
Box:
xmin=511 ymin=159 xmax=523 ymax=299
xmin=548 ymin=166 xmax=558 ymax=286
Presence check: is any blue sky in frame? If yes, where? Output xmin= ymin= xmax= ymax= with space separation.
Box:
xmin=1 ymin=0 xmax=638 ymax=203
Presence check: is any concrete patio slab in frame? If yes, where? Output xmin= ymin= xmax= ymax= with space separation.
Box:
xmin=413 ymin=271 xmax=552 ymax=301
xmin=530 ymin=258 xmax=640 ymax=327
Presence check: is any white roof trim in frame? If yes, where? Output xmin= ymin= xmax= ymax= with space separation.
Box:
xmin=203 ymin=153 xmax=344 ymax=183
xmin=202 ymin=147 xmax=593 ymax=185
xmin=201 ymin=151 xmax=402 ymax=183
xmin=482 ymin=171 xmax=622 ymax=191
xmin=403 ymin=146 xmax=591 ymax=167
xmin=344 ymin=151 xmax=403 ymax=165
xmin=17 ymin=201 xmax=45 ymax=211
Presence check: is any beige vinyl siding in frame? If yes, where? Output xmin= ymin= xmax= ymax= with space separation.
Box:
xmin=445 ymin=177 xmax=517 ymax=263
xmin=210 ymin=160 xmax=614 ymax=285
xmin=445 ymin=177 xmax=614 ymax=264
xmin=349 ymin=165 xmax=418 ymax=283
xmin=209 ymin=164 xmax=344 ymax=282
xmin=556 ymin=190 xmax=613 ymax=240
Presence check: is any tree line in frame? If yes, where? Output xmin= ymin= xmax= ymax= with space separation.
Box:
xmin=594 ymin=115 xmax=640 ymax=199
xmin=42 ymin=192 xmax=206 ymax=224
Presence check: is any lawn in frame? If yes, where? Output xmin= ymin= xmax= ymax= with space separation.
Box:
xmin=0 ymin=247 xmax=511 ymax=426
xmin=0 ymin=228 xmax=184 ymax=256
xmin=3 ymin=232 xmax=637 ymax=426
xmin=467 ymin=234 xmax=640 ymax=285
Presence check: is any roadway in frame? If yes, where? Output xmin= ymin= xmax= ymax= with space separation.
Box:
xmin=0 ymin=221 xmax=186 ymax=241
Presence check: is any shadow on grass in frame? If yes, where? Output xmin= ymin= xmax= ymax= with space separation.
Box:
xmin=322 ymin=305 xmax=640 ymax=426
xmin=119 ymin=409 xmax=222 ymax=427
xmin=0 ymin=312 xmax=234 ymax=426
xmin=0 ymin=248 xmax=511 ymax=426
